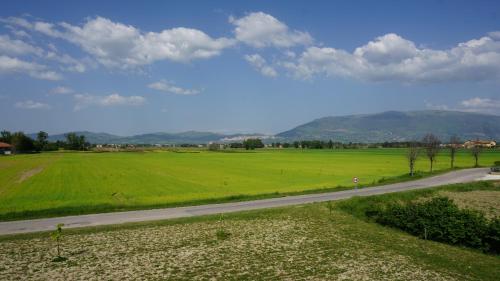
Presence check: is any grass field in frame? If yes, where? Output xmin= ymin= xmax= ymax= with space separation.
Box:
xmin=0 ymin=148 xmax=498 ymax=220
xmin=0 ymin=181 xmax=498 ymax=280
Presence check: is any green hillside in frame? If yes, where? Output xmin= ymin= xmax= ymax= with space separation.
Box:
xmin=277 ymin=110 xmax=500 ymax=142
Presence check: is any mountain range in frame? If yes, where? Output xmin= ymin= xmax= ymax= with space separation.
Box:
xmin=38 ymin=110 xmax=500 ymax=144
xmin=277 ymin=110 xmax=500 ymax=142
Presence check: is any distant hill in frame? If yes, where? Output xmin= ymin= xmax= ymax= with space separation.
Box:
xmin=276 ymin=110 xmax=500 ymax=143
xmin=42 ymin=131 xmax=271 ymax=144
xmin=34 ymin=110 xmax=499 ymax=144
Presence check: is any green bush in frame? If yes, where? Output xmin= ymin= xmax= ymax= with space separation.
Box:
xmin=368 ymin=197 xmax=499 ymax=254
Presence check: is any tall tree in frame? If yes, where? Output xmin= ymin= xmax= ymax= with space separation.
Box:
xmin=406 ymin=142 xmax=419 ymax=176
xmin=422 ymin=134 xmax=441 ymax=172
xmin=449 ymin=135 xmax=461 ymax=169
xmin=65 ymin=133 xmax=87 ymax=151
xmin=0 ymin=130 xmax=12 ymax=144
xmin=35 ymin=131 xmax=49 ymax=151
xmin=470 ymin=145 xmax=482 ymax=167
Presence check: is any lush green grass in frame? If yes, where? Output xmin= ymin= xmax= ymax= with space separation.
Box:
xmin=1 ymin=181 xmax=499 ymax=280
xmin=0 ymin=148 xmax=498 ymax=220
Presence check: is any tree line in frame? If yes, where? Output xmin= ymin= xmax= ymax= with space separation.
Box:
xmin=406 ymin=134 xmax=483 ymax=176
xmin=0 ymin=130 xmax=89 ymax=153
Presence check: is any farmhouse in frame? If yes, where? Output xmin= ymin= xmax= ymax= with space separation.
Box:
xmin=463 ymin=140 xmax=497 ymax=149
xmin=0 ymin=142 xmax=13 ymax=155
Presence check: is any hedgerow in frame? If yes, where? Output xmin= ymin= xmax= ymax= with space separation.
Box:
xmin=367 ymin=197 xmax=499 ymax=254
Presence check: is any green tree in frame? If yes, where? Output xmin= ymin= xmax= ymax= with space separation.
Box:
xmin=243 ymin=138 xmax=264 ymax=150
xmin=11 ymin=132 xmax=35 ymax=153
xmin=35 ymin=131 xmax=49 ymax=151
xmin=0 ymin=130 xmax=12 ymax=143
xmin=65 ymin=133 xmax=87 ymax=151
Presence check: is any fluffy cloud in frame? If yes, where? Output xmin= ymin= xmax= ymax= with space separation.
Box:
xmin=15 ymin=100 xmax=50 ymax=109
xmin=460 ymin=97 xmax=500 ymax=114
xmin=74 ymin=93 xmax=145 ymax=110
xmin=148 ymin=80 xmax=200 ymax=95
xmin=0 ymin=35 xmax=42 ymax=56
xmin=50 ymin=86 xmax=74 ymax=95
xmin=7 ymin=16 xmax=235 ymax=69
xmin=230 ymin=12 xmax=312 ymax=48
xmin=283 ymin=32 xmax=500 ymax=82
xmin=0 ymin=55 xmax=62 ymax=80
xmin=244 ymin=54 xmax=277 ymax=77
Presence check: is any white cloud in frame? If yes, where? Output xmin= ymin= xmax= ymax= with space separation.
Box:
xmin=45 ymin=51 xmax=87 ymax=73
xmin=0 ymin=35 xmax=43 ymax=56
xmin=9 ymin=16 xmax=235 ymax=69
xmin=148 ymin=80 xmax=201 ymax=95
xmin=230 ymin=12 xmax=312 ymax=48
xmin=424 ymin=97 xmax=500 ymax=115
xmin=0 ymin=17 xmax=33 ymax=29
xmin=50 ymin=86 xmax=74 ymax=95
xmin=74 ymin=93 xmax=146 ymax=110
xmin=244 ymin=54 xmax=278 ymax=77
xmin=488 ymin=31 xmax=500 ymax=40
xmin=460 ymin=97 xmax=500 ymax=114
xmin=15 ymin=100 xmax=50 ymax=109
xmin=0 ymin=55 xmax=62 ymax=80
xmin=283 ymin=32 xmax=500 ymax=82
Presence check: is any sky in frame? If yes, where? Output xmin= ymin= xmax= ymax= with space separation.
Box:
xmin=1 ymin=0 xmax=499 ymax=136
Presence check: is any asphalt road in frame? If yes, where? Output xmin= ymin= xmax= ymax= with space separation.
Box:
xmin=0 ymin=168 xmax=491 ymax=236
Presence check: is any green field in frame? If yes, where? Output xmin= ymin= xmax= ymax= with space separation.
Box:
xmin=0 ymin=148 xmax=498 ymax=219
xmin=1 ymin=181 xmax=499 ymax=280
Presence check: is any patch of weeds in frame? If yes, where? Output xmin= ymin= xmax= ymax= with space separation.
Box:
xmin=326 ymin=201 xmax=334 ymax=215
xmin=51 ymin=256 xmax=67 ymax=263
xmin=215 ymin=214 xmax=231 ymax=240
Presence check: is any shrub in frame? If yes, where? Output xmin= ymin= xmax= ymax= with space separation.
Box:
xmin=368 ymin=197 xmax=499 ymax=254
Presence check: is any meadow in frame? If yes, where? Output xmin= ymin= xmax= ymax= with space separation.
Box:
xmin=1 ymin=181 xmax=499 ymax=280
xmin=0 ymin=148 xmax=498 ymax=220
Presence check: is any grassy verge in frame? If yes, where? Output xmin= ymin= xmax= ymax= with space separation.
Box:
xmin=0 ymin=168 xmax=462 ymax=221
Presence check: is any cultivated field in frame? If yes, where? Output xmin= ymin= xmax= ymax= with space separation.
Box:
xmin=0 ymin=148 xmax=498 ymax=220
xmin=0 ymin=181 xmax=498 ymax=280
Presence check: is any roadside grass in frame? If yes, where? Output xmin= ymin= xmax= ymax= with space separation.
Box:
xmin=1 ymin=182 xmax=499 ymax=280
xmin=0 ymin=148 xmax=498 ymax=221
xmin=336 ymin=181 xmax=500 ymax=220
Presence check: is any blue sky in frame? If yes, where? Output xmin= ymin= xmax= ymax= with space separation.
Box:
xmin=1 ymin=0 xmax=499 ymax=135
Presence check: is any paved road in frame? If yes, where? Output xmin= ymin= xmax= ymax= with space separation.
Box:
xmin=0 ymin=168 xmax=491 ymax=236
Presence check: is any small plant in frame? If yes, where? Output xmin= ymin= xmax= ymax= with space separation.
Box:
xmin=51 ymin=223 xmax=67 ymax=262
xmin=215 ymin=214 xmax=231 ymax=240
xmin=326 ymin=201 xmax=334 ymax=215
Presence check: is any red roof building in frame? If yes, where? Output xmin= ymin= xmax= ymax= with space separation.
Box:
xmin=0 ymin=142 xmax=13 ymax=155
xmin=0 ymin=142 xmax=12 ymax=148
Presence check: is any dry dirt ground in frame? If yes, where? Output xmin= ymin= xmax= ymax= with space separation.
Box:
xmin=1 ymin=203 xmax=495 ymax=281
xmin=438 ymin=190 xmax=500 ymax=219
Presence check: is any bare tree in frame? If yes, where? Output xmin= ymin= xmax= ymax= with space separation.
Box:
xmin=422 ymin=134 xmax=441 ymax=172
xmin=471 ymin=145 xmax=482 ymax=167
xmin=407 ymin=142 xmax=419 ymax=176
xmin=449 ymin=135 xmax=461 ymax=169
